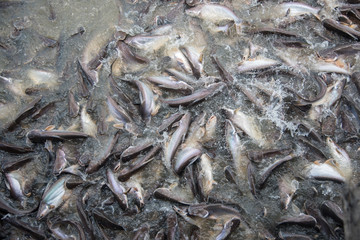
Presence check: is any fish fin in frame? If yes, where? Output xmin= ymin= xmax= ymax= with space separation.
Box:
xmin=45 ymin=125 xmax=56 ymax=131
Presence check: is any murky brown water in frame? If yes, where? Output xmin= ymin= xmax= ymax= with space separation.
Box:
xmin=1 ymin=0 xmax=359 ymax=239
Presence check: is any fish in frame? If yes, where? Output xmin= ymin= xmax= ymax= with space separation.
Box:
xmin=4 ymin=95 xmax=42 ymax=131
xmin=0 ymin=141 xmax=33 ymax=154
xmin=308 ymin=78 xmax=345 ymax=121
xmin=278 ymin=176 xmax=299 ymax=209
xmin=37 ymin=176 xmax=72 ymax=220
xmin=185 ymin=4 xmax=242 ymax=33
xmin=162 ymin=82 xmax=225 ymax=106
xmin=237 ymin=57 xmax=280 ymax=73
xmin=258 ymin=153 xmax=298 ymax=188
xmin=81 ymin=107 xmax=97 ymax=138
xmin=134 ymin=79 xmax=160 ymax=123
xmin=180 ymin=46 xmax=204 ymax=79
xmin=116 ymin=145 xmax=161 ymax=181
xmin=68 ymin=90 xmax=79 ymax=118
xmin=147 ymin=76 xmax=194 ymax=93
xmin=27 ymin=129 xmax=89 ymax=143
xmin=224 ymin=108 xmax=267 ymax=147
xmin=107 ymin=96 xmax=139 ymax=134
xmin=164 ymin=112 xmax=191 ymax=169
xmin=279 ymin=2 xmax=320 ymax=17
xmin=4 ymin=216 xmax=46 ymax=239
xmin=197 ymin=153 xmax=215 ymax=199
xmin=107 ymin=168 xmax=128 ymax=210
xmin=323 ymin=18 xmax=360 ymax=40
xmin=93 ymin=209 xmax=124 ymax=230
xmin=5 ymin=171 xmax=31 ymax=205
xmin=125 ymin=34 xmax=170 ymax=52
xmin=326 ymin=137 xmax=352 ymax=182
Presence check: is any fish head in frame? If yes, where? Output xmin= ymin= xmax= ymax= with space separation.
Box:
xmin=37 ymin=203 xmax=53 ymax=220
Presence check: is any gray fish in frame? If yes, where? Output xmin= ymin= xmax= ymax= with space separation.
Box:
xmin=323 ymin=18 xmax=360 ymax=40
xmin=134 ymin=79 xmax=160 ymax=123
xmin=164 ymin=112 xmax=191 ymax=169
xmin=53 ymin=148 xmax=67 ymax=175
xmin=106 ymin=168 xmax=128 ymax=211
xmin=0 ymin=141 xmax=33 ymax=154
xmin=27 ymin=129 xmax=89 ymax=143
xmin=107 ymin=96 xmax=139 ymax=134
xmin=68 ymin=90 xmax=79 ymax=118
xmin=147 ymin=76 xmax=194 ymax=93
xmin=37 ymin=176 xmax=72 ymax=220
xmin=162 ymin=82 xmax=225 ymax=106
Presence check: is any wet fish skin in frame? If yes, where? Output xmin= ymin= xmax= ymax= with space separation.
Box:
xmin=278 ymin=176 xmax=299 ymax=210
xmin=0 ymin=141 xmax=33 ymax=154
xmin=53 ymin=148 xmax=67 ymax=175
xmin=279 ymin=2 xmax=320 ymax=17
xmin=1 ymin=156 xmax=33 ymax=172
xmin=117 ymin=145 xmax=161 ymax=181
xmin=211 ymin=56 xmax=234 ymax=83
xmin=117 ymin=41 xmax=149 ymax=64
xmin=106 ymin=168 xmax=128 ymax=210
xmin=304 ymin=201 xmax=336 ymax=239
xmin=5 ymin=171 xmax=30 ymax=204
xmin=326 ymin=137 xmax=352 ymax=182
xmin=197 ymin=154 xmax=215 ymax=199
xmin=323 ymin=18 xmax=360 ymax=40
xmin=125 ymin=34 xmax=169 ymax=51
xmin=119 ymin=141 xmax=153 ymax=162
xmin=147 ymin=76 xmax=194 ymax=93
xmin=164 ymin=112 xmax=191 ymax=169
xmin=173 ymin=147 xmax=202 ymax=175
xmin=185 ymin=4 xmax=242 ymax=33
xmin=162 ymin=82 xmax=226 ymax=106
xmin=86 ymin=131 xmax=119 ymax=174
xmin=93 ymin=208 xmax=124 ymax=230
xmin=27 ymin=129 xmax=89 ymax=143
xmin=37 ymin=176 xmax=71 ymax=220
xmin=258 ymin=153 xmax=297 ymax=188
xmin=180 ymin=47 xmax=203 ymax=79
xmin=5 ymin=95 xmax=42 ymax=131
xmin=237 ymin=57 xmax=280 ymax=73
xmin=224 ymin=108 xmax=267 ymax=147
xmin=76 ymin=191 xmax=95 ymax=240
xmin=321 ymin=200 xmax=344 ymax=224
xmin=48 ymin=220 xmax=80 ymax=240
xmin=153 ymin=187 xmax=193 ymax=205
xmin=134 ymin=79 xmax=159 ymax=123
xmin=278 ymin=231 xmax=313 ymax=240
xmin=157 ymin=112 xmax=184 ymax=133
xmin=167 ymin=212 xmax=178 ymax=240
xmin=277 ymin=214 xmax=317 ymax=227
xmin=0 ymin=196 xmax=36 ymax=215
xmin=4 ymin=216 xmax=46 ymax=239
xmin=132 ymin=223 xmax=150 ymax=240
xmin=68 ymin=90 xmax=79 ymax=118
xmin=304 ymin=159 xmax=346 ymax=183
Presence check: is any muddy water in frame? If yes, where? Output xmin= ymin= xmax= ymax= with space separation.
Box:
xmin=0 ymin=0 xmax=359 ymax=239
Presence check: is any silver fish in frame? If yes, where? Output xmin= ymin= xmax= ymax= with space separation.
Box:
xmin=238 ymin=57 xmax=280 ymax=73
xmin=147 ymin=76 xmax=193 ymax=93
xmin=162 ymin=82 xmax=225 ymax=106
xmin=37 ymin=176 xmax=71 ymax=220
xmin=164 ymin=112 xmax=191 ymax=169
xmin=134 ymin=80 xmax=160 ymax=123
xmin=106 ymin=168 xmax=128 ymax=210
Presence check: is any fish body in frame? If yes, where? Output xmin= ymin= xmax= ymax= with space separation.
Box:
xmin=164 ymin=112 xmax=191 ymax=169
xmin=186 ymin=4 xmax=241 ymax=24
xmin=134 ymin=80 xmax=159 ymax=123
xmin=37 ymin=176 xmax=71 ymax=220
